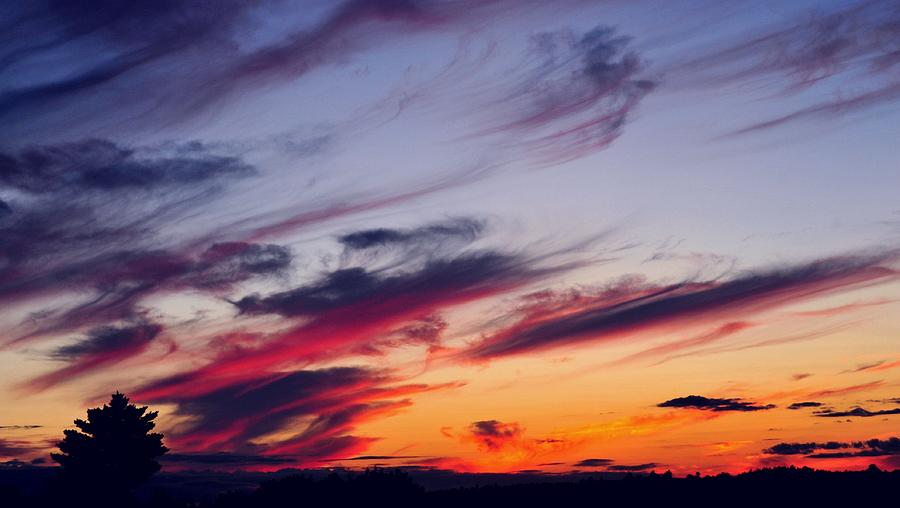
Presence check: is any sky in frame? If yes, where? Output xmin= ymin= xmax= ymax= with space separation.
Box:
xmin=1 ymin=0 xmax=899 ymax=475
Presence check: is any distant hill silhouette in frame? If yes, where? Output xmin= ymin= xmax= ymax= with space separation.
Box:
xmin=2 ymin=464 xmax=897 ymax=507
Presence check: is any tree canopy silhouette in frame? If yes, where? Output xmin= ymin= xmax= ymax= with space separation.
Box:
xmin=51 ymin=392 xmax=168 ymax=492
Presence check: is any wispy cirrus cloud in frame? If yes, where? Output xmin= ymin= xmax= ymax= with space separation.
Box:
xmin=610 ymin=321 xmax=754 ymax=366
xmin=791 ymin=299 xmax=896 ymax=318
xmin=805 ymin=380 xmax=885 ymax=399
xmin=671 ymin=0 xmax=900 ymax=135
xmin=472 ymin=25 xmax=656 ymax=164
xmin=858 ymin=359 xmax=900 ymax=373
xmin=0 ymin=0 xmax=587 ymax=140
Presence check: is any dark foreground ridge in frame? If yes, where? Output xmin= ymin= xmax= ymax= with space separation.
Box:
xmin=1 ymin=464 xmax=898 ymax=507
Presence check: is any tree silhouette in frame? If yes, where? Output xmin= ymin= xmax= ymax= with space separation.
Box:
xmin=51 ymin=392 xmax=168 ymax=493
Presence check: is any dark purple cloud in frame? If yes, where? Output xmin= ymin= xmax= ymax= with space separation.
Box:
xmin=51 ymin=322 xmax=162 ymax=361
xmin=606 ymin=463 xmax=660 ymax=472
xmin=233 ymin=251 xmax=540 ymax=318
xmin=134 ymin=365 xmax=456 ymax=468
xmin=764 ymin=437 xmax=900 ymax=459
xmin=573 ymin=458 xmax=614 ymax=467
xmin=787 ymin=401 xmax=824 ymax=410
xmin=0 ymin=139 xmax=266 ymax=305
xmin=118 ymin=222 xmax=586 ymax=415
xmin=23 ymin=321 xmax=163 ymax=391
xmin=813 ymin=407 xmax=900 ymax=418
xmin=465 ymin=251 xmax=898 ymax=360
xmin=0 ymin=139 xmax=250 ymax=249
xmin=338 ymin=217 xmax=484 ymax=252
xmin=658 ymin=395 xmax=775 ymax=412
xmin=466 ymin=420 xmax=524 ymax=451
xmin=0 ymin=139 xmax=253 ymax=193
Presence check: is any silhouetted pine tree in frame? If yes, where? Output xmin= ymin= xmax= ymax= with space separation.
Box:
xmin=51 ymin=392 xmax=168 ymax=493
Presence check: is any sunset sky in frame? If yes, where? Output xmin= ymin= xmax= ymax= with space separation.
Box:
xmin=1 ymin=0 xmax=899 ymax=475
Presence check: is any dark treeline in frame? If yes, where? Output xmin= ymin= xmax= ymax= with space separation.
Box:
xmin=6 ymin=394 xmax=897 ymax=506
xmin=2 ymin=465 xmax=898 ymax=507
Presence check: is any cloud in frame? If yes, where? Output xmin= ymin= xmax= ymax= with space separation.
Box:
xmin=792 ymin=299 xmax=895 ymax=318
xmin=452 ymin=419 xmax=569 ymax=468
xmin=124 ymin=226 xmax=587 ymax=462
xmin=0 ymin=425 xmax=42 ymax=430
xmin=0 ymin=139 xmax=255 ymax=272
xmin=338 ymin=217 xmax=484 ymax=251
xmin=863 ymin=359 xmax=900 ymax=373
xmin=787 ymin=401 xmax=824 ymax=410
xmin=0 ymin=139 xmax=253 ymax=194
xmin=611 ymin=321 xmax=753 ymax=366
xmin=813 ymin=407 xmax=900 ymax=418
xmin=764 ymin=441 xmax=850 ymax=456
xmin=135 ymin=365 xmax=457 ymax=467
xmin=0 ymin=138 xmax=297 ymax=354
xmin=466 ymin=420 xmax=525 ymax=452
xmin=764 ymin=437 xmax=900 ymax=459
xmin=0 ymin=1 xmax=259 ymax=126
xmin=805 ymin=381 xmax=885 ymax=399
xmin=573 ymin=458 xmax=614 ymax=467
xmin=233 ymin=252 xmax=538 ymax=319
xmin=133 ymin=248 xmax=569 ymax=395
xmin=657 ymin=395 xmax=775 ymax=412
xmin=672 ymin=0 xmax=900 ymax=135
xmin=23 ymin=321 xmax=164 ymax=391
xmin=50 ymin=322 xmax=163 ymax=361
xmin=477 ymin=25 xmax=656 ymax=164
xmin=465 ymin=251 xmax=897 ymax=360
xmin=0 ymin=438 xmax=40 ymax=458
xmin=0 ymin=0 xmax=587 ymax=139
xmin=7 ymin=240 xmax=292 ymax=353
xmin=731 ymin=84 xmax=900 ymax=136
xmin=842 ymin=360 xmax=888 ymax=374
xmin=606 ymin=463 xmax=660 ymax=472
